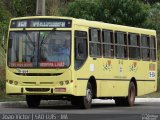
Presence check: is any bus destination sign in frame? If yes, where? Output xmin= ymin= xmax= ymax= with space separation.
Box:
xmin=11 ymin=19 xmax=72 ymax=28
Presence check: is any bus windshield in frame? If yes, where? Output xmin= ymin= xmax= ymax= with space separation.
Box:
xmin=8 ymin=31 xmax=71 ymax=68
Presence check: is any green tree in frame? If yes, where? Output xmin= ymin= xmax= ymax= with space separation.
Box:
xmin=0 ymin=0 xmax=10 ymax=95
xmin=63 ymin=0 xmax=99 ymax=20
xmin=148 ymin=3 xmax=160 ymax=32
xmin=147 ymin=3 xmax=160 ymax=52
xmin=10 ymin=0 xmax=36 ymax=16
xmin=99 ymin=0 xmax=150 ymax=27
xmin=63 ymin=0 xmax=151 ymax=28
xmin=141 ymin=0 xmax=159 ymax=4
xmin=46 ymin=0 xmax=74 ymax=16
xmin=0 ymin=0 xmax=12 ymax=44
xmin=2 ymin=0 xmax=36 ymax=17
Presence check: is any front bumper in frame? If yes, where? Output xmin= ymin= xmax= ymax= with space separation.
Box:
xmin=6 ymin=82 xmax=74 ymax=95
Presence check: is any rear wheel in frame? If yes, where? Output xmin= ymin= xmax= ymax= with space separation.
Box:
xmin=26 ymin=95 xmax=41 ymax=108
xmin=115 ymin=82 xmax=136 ymax=106
xmin=126 ymin=82 xmax=136 ymax=106
xmin=79 ymin=82 xmax=93 ymax=109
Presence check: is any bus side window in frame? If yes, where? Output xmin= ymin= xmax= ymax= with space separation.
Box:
xmin=102 ymin=30 xmax=114 ymax=58
xmin=128 ymin=33 xmax=140 ymax=60
xmin=150 ymin=36 xmax=156 ymax=61
xmin=115 ymin=32 xmax=127 ymax=59
xmin=141 ymin=35 xmax=150 ymax=61
xmin=74 ymin=31 xmax=87 ymax=70
xmin=89 ymin=28 xmax=101 ymax=57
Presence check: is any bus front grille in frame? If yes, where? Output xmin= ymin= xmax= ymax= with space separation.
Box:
xmin=23 ymin=82 xmax=36 ymax=85
xmin=25 ymin=88 xmax=50 ymax=92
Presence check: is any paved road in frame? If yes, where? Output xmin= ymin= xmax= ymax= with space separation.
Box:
xmin=0 ymin=99 xmax=160 ymax=120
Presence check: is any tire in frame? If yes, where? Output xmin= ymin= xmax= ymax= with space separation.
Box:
xmin=26 ymin=95 xmax=41 ymax=108
xmin=126 ymin=82 xmax=136 ymax=106
xmin=79 ymin=82 xmax=93 ymax=109
xmin=115 ymin=82 xmax=136 ymax=107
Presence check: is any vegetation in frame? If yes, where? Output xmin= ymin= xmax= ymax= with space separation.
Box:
xmin=64 ymin=0 xmax=150 ymax=27
xmin=0 ymin=0 xmax=160 ymax=99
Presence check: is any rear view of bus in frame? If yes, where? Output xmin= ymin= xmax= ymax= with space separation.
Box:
xmin=6 ymin=17 xmax=76 ymax=108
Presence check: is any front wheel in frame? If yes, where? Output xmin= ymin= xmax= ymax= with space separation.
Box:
xmin=79 ymin=82 xmax=93 ymax=109
xmin=26 ymin=95 xmax=41 ymax=108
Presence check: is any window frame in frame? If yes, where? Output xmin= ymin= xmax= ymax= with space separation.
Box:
xmin=150 ymin=35 xmax=156 ymax=61
xmin=114 ymin=31 xmax=128 ymax=59
xmin=74 ymin=30 xmax=88 ymax=70
xmin=89 ymin=28 xmax=102 ymax=58
xmin=141 ymin=34 xmax=150 ymax=61
xmin=128 ymin=33 xmax=141 ymax=60
xmin=102 ymin=29 xmax=114 ymax=58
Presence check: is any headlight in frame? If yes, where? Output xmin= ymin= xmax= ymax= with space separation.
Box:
xmin=59 ymin=81 xmax=64 ymax=86
xmin=14 ymin=81 xmax=18 ymax=85
xmin=9 ymin=80 xmax=13 ymax=84
xmin=65 ymin=80 xmax=69 ymax=85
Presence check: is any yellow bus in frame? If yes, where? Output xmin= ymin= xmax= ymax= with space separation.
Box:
xmin=6 ymin=16 xmax=157 ymax=109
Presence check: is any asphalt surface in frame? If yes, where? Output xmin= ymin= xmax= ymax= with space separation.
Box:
xmin=0 ymin=99 xmax=160 ymax=120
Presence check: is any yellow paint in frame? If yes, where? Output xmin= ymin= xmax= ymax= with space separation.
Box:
xmin=6 ymin=16 xmax=157 ymax=99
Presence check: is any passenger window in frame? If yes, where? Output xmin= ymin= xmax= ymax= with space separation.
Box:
xmin=89 ymin=28 xmax=101 ymax=57
xmin=128 ymin=33 xmax=140 ymax=59
xmin=141 ymin=35 xmax=150 ymax=61
xmin=102 ymin=30 xmax=114 ymax=58
xmin=115 ymin=32 xmax=127 ymax=58
xmin=150 ymin=36 xmax=156 ymax=61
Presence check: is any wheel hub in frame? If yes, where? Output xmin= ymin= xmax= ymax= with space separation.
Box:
xmin=86 ymin=89 xmax=92 ymax=102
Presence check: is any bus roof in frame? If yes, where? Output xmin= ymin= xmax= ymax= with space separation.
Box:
xmin=10 ymin=16 xmax=156 ymax=35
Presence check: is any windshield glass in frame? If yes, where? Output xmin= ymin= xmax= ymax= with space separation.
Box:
xmin=8 ymin=31 xmax=71 ymax=68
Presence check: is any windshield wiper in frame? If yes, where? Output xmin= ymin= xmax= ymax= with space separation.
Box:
xmin=23 ymin=28 xmax=36 ymax=61
xmin=39 ymin=28 xmax=56 ymax=46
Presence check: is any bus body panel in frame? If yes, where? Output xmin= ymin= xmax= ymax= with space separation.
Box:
xmin=6 ymin=16 xmax=157 ymax=101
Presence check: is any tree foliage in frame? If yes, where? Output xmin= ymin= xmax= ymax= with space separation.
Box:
xmin=63 ymin=0 xmax=151 ymax=28
xmin=63 ymin=0 xmax=99 ymax=20
xmin=148 ymin=3 xmax=160 ymax=30
xmin=0 ymin=0 xmax=12 ymax=44
xmin=148 ymin=3 xmax=160 ymax=52
xmin=6 ymin=0 xmax=36 ymax=17
xmin=100 ymin=0 xmax=150 ymax=27
xmin=46 ymin=0 xmax=73 ymax=16
xmin=142 ymin=0 xmax=159 ymax=4
xmin=14 ymin=0 xmax=36 ymax=16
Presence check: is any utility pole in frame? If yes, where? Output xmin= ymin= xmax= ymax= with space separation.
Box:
xmin=36 ymin=0 xmax=45 ymax=16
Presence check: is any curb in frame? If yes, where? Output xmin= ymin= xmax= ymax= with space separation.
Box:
xmin=0 ymin=98 xmax=160 ymax=105
xmin=92 ymin=98 xmax=160 ymax=104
